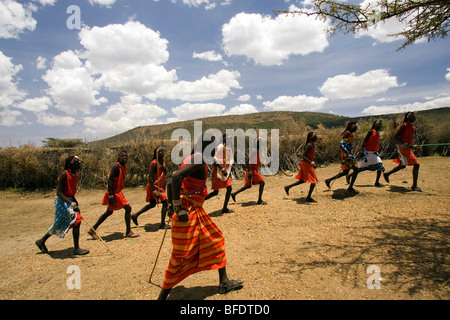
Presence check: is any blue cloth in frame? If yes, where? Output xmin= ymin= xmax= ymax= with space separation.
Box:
xmin=48 ymin=197 xmax=77 ymax=238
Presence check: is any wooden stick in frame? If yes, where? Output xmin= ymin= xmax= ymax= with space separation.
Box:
xmin=148 ymin=217 xmax=171 ymax=284
xmin=80 ymin=213 xmax=113 ymax=254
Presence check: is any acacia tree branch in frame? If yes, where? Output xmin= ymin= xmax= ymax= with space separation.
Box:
xmin=274 ymin=0 xmax=450 ymax=50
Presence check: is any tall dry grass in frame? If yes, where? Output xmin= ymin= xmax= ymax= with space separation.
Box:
xmin=0 ymin=117 xmax=447 ymax=190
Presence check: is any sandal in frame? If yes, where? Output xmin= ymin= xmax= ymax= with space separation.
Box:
xmin=218 ymin=279 xmax=243 ymax=294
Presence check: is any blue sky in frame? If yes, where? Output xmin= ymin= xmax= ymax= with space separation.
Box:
xmin=1 ymin=0 xmax=449 ymax=146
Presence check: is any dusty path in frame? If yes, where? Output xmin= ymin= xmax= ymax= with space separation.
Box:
xmin=0 ymin=156 xmax=448 ymax=300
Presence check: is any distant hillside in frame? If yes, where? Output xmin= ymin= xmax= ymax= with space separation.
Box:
xmin=89 ymin=108 xmax=449 ymax=148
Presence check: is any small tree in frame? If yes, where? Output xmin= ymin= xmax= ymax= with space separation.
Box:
xmin=275 ymin=0 xmax=450 ymax=50
xmin=42 ymin=138 xmax=84 ymax=148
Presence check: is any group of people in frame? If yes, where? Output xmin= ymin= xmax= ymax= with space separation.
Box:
xmin=35 ymin=111 xmax=422 ymax=299
xmin=284 ymin=111 xmax=422 ymax=201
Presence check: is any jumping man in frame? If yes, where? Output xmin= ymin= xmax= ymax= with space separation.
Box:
xmin=35 ymin=156 xmax=89 ymax=256
xmin=358 ymin=120 xmax=385 ymax=186
xmin=88 ymin=150 xmax=139 ymax=239
xmin=284 ymin=132 xmax=319 ymax=203
xmin=383 ymin=111 xmax=422 ymax=191
xmin=158 ymin=136 xmax=243 ymax=300
xmin=132 ymin=146 xmax=169 ymax=229
xmin=205 ymin=134 xmax=234 ymax=213
xmin=325 ymin=121 xmax=360 ymax=194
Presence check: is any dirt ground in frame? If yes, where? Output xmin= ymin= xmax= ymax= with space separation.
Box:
xmin=0 ymin=156 xmax=449 ymax=301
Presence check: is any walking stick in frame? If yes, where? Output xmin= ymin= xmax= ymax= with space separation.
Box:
xmin=80 ymin=213 xmax=113 ymax=254
xmin=328 ymin=168 xmax=343 ymax=189
xmin=148 ymin=216 xmax=171 ymax=284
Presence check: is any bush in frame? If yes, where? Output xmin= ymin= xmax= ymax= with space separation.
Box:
xmin=0 ymin=116 xmax=446 ymax=191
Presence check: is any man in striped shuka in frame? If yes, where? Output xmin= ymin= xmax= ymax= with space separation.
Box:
xmin=158 ymin=136 xmax=243 ymax=300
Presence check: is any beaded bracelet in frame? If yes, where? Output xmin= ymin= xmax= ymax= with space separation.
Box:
xmin=172 ymin=199 xmax=183 ymax=213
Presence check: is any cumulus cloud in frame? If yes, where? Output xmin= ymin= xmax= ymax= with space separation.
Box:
xmin=171 ymin=102 xmax=226 ymax=122
xmin=34 ymin=0 xmax=57 ymax=6
xmin=36 ymin=112 xmax=76 ymax=126
xmin=177 ymin=0 xmax=217 ymax=10
xmin=222 ymin=5 xmax=329 ymax=66
xmin=362 ymin=95 xmax=450 ymax=115
xmin=446 ymin=68 xmax=450 ymax=81
xmin=36 ymin=56 xmax=47 ymax=70
xmin=83 ymin=94 xmax=167 ymax=139
xmin=79 ymin=21 xmax=170 ymax=71
xmin=0 ymin=107 xmax=23 ymax=126
xmin=15 ymin=96 xmax=52 ymax=112
xmin=237 ymin=94 xmax=251 ymax=102
xmin=0 ymin=0 xmax=37 ymax=39
xmin=0 ymin=51 xmax=27 ymax=107
xmin=263 ymin=95 xmax=328 ymax=112
xmin=87 ymin=0 xmax=117 ymax=7
xmin=156 ymin=70 xmax=241 ymax=101
xmin=78 ymin=21 xmax=239 ymax=101
xmin=193 ymin=50 xmax=223 ymax=62
xmin=42 ymin=50 xmax=104 ymax=114
xmin=224 ymin=103 xmax=258 ymax=115
xmin=319 ymin=69 xmax=401 ymax=100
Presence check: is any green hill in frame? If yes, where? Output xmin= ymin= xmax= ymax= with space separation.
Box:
xmin=89 ymin=108 xmax=450 ymax=148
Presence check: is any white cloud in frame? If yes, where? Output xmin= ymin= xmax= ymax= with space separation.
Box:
xmin=36 ymin=112 xmax=76 ymax=126
xmin=36 ymin=56 xmax=47 ymax=70
xmin=224 ymin=103 xmax=258 ymax=115
xmin=177 ymin=0 xmax=216 ymax=9
xmin=0 ymin=107 xmax=23 ymax=126
xmin=171 ymin=102 xmax=226 ymax=122
xmin=79 ymin=21 xmax=169 ymax=71
xmin=0 ymin=51 xmax=26 ymax=107
xmin=156 ymin=70 xmax=241 ymax=101
xmin=78 ymin=21 xmax=239 ymax=101
xmin=34 ymin=0 xmax=57 ymax=6
xmin=0 ymin=0 xmax=37 ymax=39
xmin=83 ymin=94 xmax=167 ymax=139
xmin=222 ymin=5 xmax=329 ymax=66
xmin=263 ymin=95 xmax=328 ymax=112
xmin=42 ymin=50 xmax=103 ymax=114
xmin=362 ymin=95 xmax=450 ymax=115
xmin=319 ymin=69 xmax=401 ymax=100
xmin=237 ymin=94 xmax=251 ymax=102
xmin=87 ymin=0 xmax=117 ymax=7
xmin=15 ymin=96 xmax=52 ymax=112
xmin=193 ymin=50 xmax=223 ymax=62
xmin=446 ymin=68 xmax=450 ymax=81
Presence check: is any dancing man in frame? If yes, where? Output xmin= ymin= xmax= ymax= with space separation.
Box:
xmin=325 ymin=121 xmax=360 ymax=194
xmin=231 ymin=138 xmax=265 ymax=205
xmin=358 ymin=120 xmax=385 ymax=186
xmin=284 ymin=132 xmax=319 ymax=203
xmin=88 ymin=150 xmax=139 ymax=239
xmin=383 ymin=111 xmax=421 ymax=191
xmin=35 ymin=156 xmax=89 ymax=255
xmin=158 ymin=136 xmax=243 ymax=300
xmin=132 ymin=146 xmax=168 ymax=229
xmin=205 ymin=134 xmax=234 ymax=213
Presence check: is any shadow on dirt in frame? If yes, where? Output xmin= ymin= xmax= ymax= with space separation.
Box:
xmin=280 ymin=216 xmax=449 ymax=298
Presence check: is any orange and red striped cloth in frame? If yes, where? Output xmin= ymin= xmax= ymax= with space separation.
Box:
xmin=162 ymin=154 xmax=227 ymax=290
